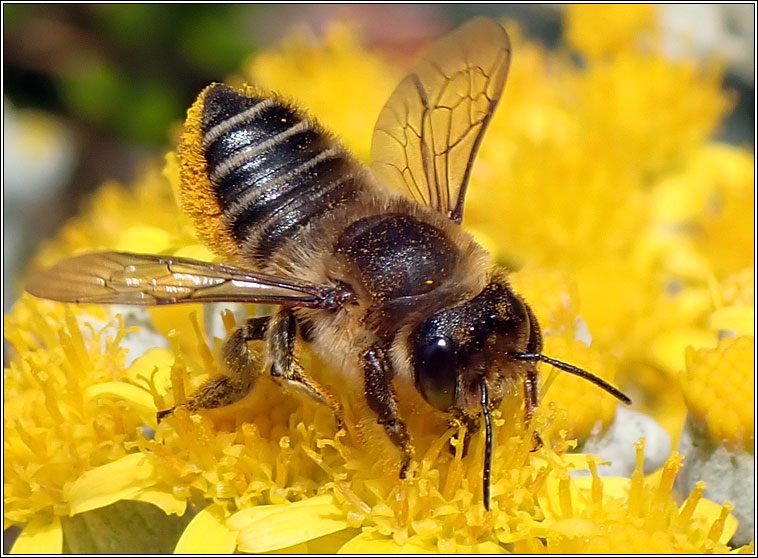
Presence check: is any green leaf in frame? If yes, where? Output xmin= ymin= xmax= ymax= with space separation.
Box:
xmin=62 ymin=500 xmax=194 ymax=554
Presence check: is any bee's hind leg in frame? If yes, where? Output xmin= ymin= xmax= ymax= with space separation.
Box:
xmin=267 ymin=308 xmax=343 ymax=424
xmin=156 ymin=316 xmax=268 ymax=421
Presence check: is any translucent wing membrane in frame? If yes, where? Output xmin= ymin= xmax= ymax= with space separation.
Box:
xmin=25 ymin=251 xmax=349 ymax=309
xmin=371 ymin=17 xmax=511 ymax=223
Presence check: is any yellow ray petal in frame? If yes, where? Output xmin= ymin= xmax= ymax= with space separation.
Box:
xmin=267 ymin=541 xmax=310 ymax=554
xmin=66 ymin=453 xmax=160 ymax=515
xmin=123 ymin=346 xmax=174 ymax=392
xmin=571 ymin=474 xmax=632 ymax=499
xmin=10 ymin=517 xmax=63 ymax=554
xmin=561 ymin=453 xmax=612 ymax=471
xmin=708 ymin=306 xmax=754 ymax=336
xmin=456 ymin=541 xmax=508 ymax=554
xmin=227 ymin=494 xmax=331 ymax=530
xmin=228 ymin=495 xmax=347 ymax=553
xmin=732 ymin=540 xmax=755 ymax=554
xmin=537 ymin=472 xmax=581 ymax=521
xmin=174 ymin=504 xmax=237 ymax=554
xmin=84 ymin=382 xmax=157 ymax=423
xmin=690 ymin=498 xmax=739 ymax=545
xmin=537 ymin=517 xmax=597 ymax=538
xmin=337 ymin=532 xmax=436 ymax=554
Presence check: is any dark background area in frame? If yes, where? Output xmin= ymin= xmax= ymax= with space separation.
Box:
xmin=3 ymin=4 xmax=754 ymax=312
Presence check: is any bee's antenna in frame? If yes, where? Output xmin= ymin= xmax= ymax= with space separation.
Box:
xmin=479 ymin=376 xmax=492 ymax=511
xmin=513 ymin=352 xmax=632 ymax=405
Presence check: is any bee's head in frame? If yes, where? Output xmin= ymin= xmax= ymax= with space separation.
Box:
xmin=408 ymin=273 xmax=631 ymax=511
xmin=409 ymin=276 xmax=533 ymax=415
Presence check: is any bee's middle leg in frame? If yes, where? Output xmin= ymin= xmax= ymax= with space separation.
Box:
xmin=267 ymin=308 xmax=342 ymax=421
xmin=523 ymin=366 xmax=543 ymax=449
xmin=156 ymin=316 xmax=268 ymax=421
xmin=362 ymin=346 xmax=412 ymax=478
xmin=523 ymin=300 xmax=544 ymax=450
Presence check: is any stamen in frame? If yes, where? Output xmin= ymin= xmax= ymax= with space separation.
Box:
xmin=513 ymin=352 xmax=632 ymax=404
xmin=479 ymin=377 xmax=492 ymax=511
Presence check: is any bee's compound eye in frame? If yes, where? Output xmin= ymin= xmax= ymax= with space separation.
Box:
xmin=415 ymin=336 xmax=457 ymax=411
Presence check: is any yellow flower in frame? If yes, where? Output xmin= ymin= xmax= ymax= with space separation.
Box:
xmin=565 ymin=5 xmax=657 ymax=58
xmin=518 ymin=442 xmax=740 ymax=553
xmin=5 ymin=7 xmax=754 ymax=554
xmin=241 ymin=21 xmax=401 ymax=162
xmin=4 ymin=295 xmax=187 ymax=553
xmin=682 ymin=336 xmax=754 ymax=452
xmin=509 ymin=268 xmax=620 ymax=440
xmin=719 ymin=267 xmax=755 ymax=308
xmin=674 ymin=269 xmax=754 ymax=546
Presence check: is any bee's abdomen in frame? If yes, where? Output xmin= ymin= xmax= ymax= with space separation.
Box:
xmin=179 ymin=84 xmax=363 ymax=262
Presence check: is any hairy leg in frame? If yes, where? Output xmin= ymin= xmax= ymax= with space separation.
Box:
xmin=157 ymin=316 xmax=268 ymax=421
xmin=267 ymin=308 xmax=342 ymax=420
xmin=362 ymin=346 xmax=413 ymax=477
xmin=523 ymin=299 xmax=544 ymax=450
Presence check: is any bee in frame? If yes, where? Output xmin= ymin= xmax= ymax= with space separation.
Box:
xmin=26 ymin=17 xmax=630 ymax=510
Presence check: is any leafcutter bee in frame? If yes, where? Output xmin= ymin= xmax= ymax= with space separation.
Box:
xmin=26 ymin=17 xmax=631 ymax=510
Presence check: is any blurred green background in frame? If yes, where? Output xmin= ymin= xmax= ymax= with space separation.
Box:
xmin=2 ymin=4 xmax=754 ymax=312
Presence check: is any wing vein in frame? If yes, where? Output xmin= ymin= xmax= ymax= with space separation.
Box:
xmin=370 ymin=17 xmax=511 ymax=224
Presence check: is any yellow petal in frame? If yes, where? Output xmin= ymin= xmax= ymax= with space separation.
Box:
xmin=457 ymin=541 xmax=507 ymax=554
xmin=174 ymin=504 xmax=237 ymax=554
xmin=708 ymin=306 xmax=754 ymax=336
xmin=561 ymin=453 xmax=611 ymax=470
xmin=537 ymin=472 xmax=581 ymax=521
xmin=10 ymin=517 xmax=63 ymax=554
xmin=131 ymin=488 xmax=187 ymax=517
xmin=147 ymin=304 xmax=205 ymax=363
xmin=732 ymin=540 xmax=755 ymax=554
xmin=227 ymin=494 xmax=330 ymax=530
xmin=124 ymin=346 xmax=174 ymax=393
xmin=538 ymin=517 xmax=597 ymax=538
xmin=571 ymin=475 xmax=631 ymax=500
xmin=84 ymin=383 xmax=156 ymax=423
xmin=303 ymin=528 xmax=360 ymax=553
xmin=228 ymin=495 xmax=347 ymax=553
xmin=66 ymin=453 xmax=160 ymax=515
xmin=689 ymin=498 xmax=739 ymax=545
xmin=267 ymin=542 xmax=310 ymax=554
xmin=338 ymin=532 xmax=436 ymax=554
xmin=266 ymin=528 xmax=359 ymax=554
xmin=648 ymin=327 xmax=718 ymax=376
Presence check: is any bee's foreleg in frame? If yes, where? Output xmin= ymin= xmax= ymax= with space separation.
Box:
xmin=267 ymin=308 xmax=342 ymax=424
xmin=156 ymin=316 xmax=268 ymax=421
xmin=362 ymin=346 xmax=413 ymax=478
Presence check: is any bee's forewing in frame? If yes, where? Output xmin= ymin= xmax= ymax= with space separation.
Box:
xmin=25 ymin=251 xmax=339 ymax=308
